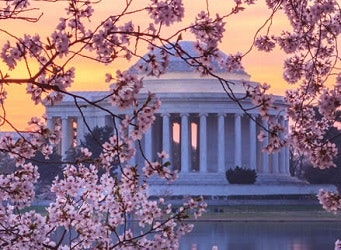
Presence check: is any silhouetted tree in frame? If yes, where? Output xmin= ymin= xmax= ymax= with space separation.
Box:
xmin=0 ymin=152 xmax=16 ymax=174
xmin=65 ymin=126 xmax=120 ymax=176
xmin=66 ymin=125 xmax=114 ymax=162
xmin=29 ymin=149 xmax=62 ymax=185
xmin=302 ymin=110 xmax=341 ymax=188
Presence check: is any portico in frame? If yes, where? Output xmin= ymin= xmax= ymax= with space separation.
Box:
xmin=45 ymin=41 xmax=310 ymax=196
xmin=46 ymin=91 xmax=290 ymax=178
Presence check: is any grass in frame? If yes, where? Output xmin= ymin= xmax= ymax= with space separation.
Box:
xmin=19 ymin=205 xmax=48 ymax=215
xmin=198 ymin=204 xmax=341 ymax=221
xmin=19 ymin=202 xmax=341 ymax=222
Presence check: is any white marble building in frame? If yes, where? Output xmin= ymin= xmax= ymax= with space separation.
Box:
xmin=45 ymin=42 xmax=327 ymax=196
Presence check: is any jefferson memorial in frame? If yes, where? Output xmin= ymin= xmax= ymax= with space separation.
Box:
xmin=45 ymin=42 xmax=325 ymax=196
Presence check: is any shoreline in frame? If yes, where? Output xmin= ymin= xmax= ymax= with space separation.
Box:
xmin=189 ymin=217 xmax=341 ymax=222
xmin=31 ymin=199 xmax=341 ymax=222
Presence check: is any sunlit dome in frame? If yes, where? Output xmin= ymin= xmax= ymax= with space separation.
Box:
xmin=131 ymin=41 xmax=252 ymax=94
xmin=131 ymin=41 xmax=249 ymax=75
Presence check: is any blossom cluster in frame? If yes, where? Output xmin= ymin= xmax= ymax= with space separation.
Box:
xmin=190 ymin=11 xmax=225 ymax=57
xmin=252 ymin=0 xmax=340 ymax=172
xmin=109 ymin=70 xmax=144 ymax=109
xmin=0 ymin=99 xmax=202 ymax=249
xmin=317 ymin=189 xmax=341 ymax=214
xmin=286 ymin=87 xmax=340 ymax=169
xmin=0 ymin=0 xmax=30 ymax=20
xmin=136 ymin=44 xmax=170 ymax=77
xmin=43 ymin=159 xmax=201 ymax=248
xmin=318 ymin=89 xmax=341 ymax=119
xmin=100 ymin=134 xmax=135 ymax=167
xmin=0 ymin=208 xmax=55 ymax=249
xmin=249 ymin=7 xmax=341 ymax=247
xmin=0 ymin=0 xmax=340 ymax=247
xmin=243 ymin=81 xmax=288 ymax=153
xmin=317 ymin=189 xmax=341 ymax=249
xmin=245 ymin=82 xmax=273 ymax=118
xmin=147 ymin=0 xmax=185 ymax=26
xmin=89 ymin=18 xmax=136 ymax=64
xmin=0 ymin=117 xmax=59 ymax=164
xmin=0 ymin=1 xmax=213 ymax=248
xmin=143 ymin=151 xmax=177 ymax=181
xmin=108 ymin=70 xmax=161 ymax=142
xmin=335 ymin=239 xmax=341 ymax=250
xmin=254 ymin=35 xmax=276 ymax=52
xmin=191 ymin=11 xmax=225 ymax=47
xmin=65 ymin=0 xmax=94 ymax=34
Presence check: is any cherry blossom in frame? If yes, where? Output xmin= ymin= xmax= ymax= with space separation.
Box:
xmin=254 ymin=35 xmax=276 ymax=52
xmin=0 ymin=0 xmax=340 ymax=248
xmin=335 ymin=239 xmax=341 ymax=250
xmin=147 ymin=0 xmax=184 ymax=26
xmin=1 ymin=41 xmax=22 ymax=69
xmin=317 ymin=189 xmax=341 ymax=214
xmin=219 ymin=52 xmax=244 ymax=73
xmin=191 ymin=11 xmax=225 ymax=50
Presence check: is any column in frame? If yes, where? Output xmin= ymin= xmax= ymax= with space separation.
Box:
xmin=262 ymin=119 xmax=270 ymax=173
xmin=96 ymin=115 xmax=106 ymax=128
xmin=162 ymin=113 xmax=171 ymax=163
xmin=199 ymin=113 xmax=208 ymax=173
xmin=144 ymin=126 xmax=152 ymax=160
xmin=284 ymin=119 xmax=290 ymax=174
xmin=249 ymin=114 xmax=257 ymax=170
xmin=86 ymin=114 xmax=96 ymax=131
xmin=279 ymin=116 xmax=286 ymax=174
xmin=77 ymin=116 xmax=85 ymax=145
xmin=279 ymin=147 xmax=286 ymax=174
xmin=113 ymin=116 xmax=120 ymax=132
xmin=270 ymin=115 xmax=280 ymax=174
xmin=61 ymin=116 xmax=69 ymax=159
xmin=217 ymin=113 xmax=225 ymax=173
xmin=234 ymin=113 xmax=242 ymax=167
xmin=272 ymin=153 xmax=279 ymax=174
xmin=181 ymin=113 xmax=190 ymax=173
xmin=279 ymin=116 xmax=285 ymax=174
xmin=279 ymin=118 xmax=286 ymax=174
xmin=68 ymin=118 xmax=74 ymax=148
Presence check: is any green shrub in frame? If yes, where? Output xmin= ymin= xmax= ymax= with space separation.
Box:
xmin=226 ymin=166 xmax=257 ymax=184
xmin=303 ymin=164 xmax=341 ymax=186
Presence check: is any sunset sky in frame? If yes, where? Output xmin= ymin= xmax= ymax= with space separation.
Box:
xmin=1 ymin=0 xmax=296 ymax=131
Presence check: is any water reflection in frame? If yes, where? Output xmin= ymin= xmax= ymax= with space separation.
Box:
xmin=180 ymin=221 xmax=341 ymax=250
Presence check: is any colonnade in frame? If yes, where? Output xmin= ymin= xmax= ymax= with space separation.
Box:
xmin=48 ymin=112 xmax=290 ymax=175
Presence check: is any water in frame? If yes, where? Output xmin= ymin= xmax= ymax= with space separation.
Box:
xmin=180 ymin=221 xmax=341 ymax=250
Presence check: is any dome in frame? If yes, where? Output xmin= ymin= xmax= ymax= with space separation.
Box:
xmin=130 ymin=41 xmax=248 ymax=76
xmin=126 ymin=41 xmax=252 ymax=94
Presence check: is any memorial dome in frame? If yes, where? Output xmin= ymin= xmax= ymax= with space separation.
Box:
xmin=130 ymin=41 xmax=247 ymax=75
xmin=131 ymin=41 xmax=247 ymax=74
xmin=133 ymin=41 xmax=251 ymax=94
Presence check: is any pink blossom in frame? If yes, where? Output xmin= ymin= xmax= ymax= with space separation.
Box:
xmin=0 ymin=0 xmax=340 ymax=247
xmin=191 ymin=12 xmax=225 ymax=49
xmin=1 ymin=41 xmax=22 ymax=69
xmin=255 ymin=35 xmax=276 ymax=52
xmin=147 ymin=0 xmax=184 ymax=26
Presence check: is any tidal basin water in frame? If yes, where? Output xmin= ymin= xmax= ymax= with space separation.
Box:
xmin=180 ymin=221 xmax=341 ymax=250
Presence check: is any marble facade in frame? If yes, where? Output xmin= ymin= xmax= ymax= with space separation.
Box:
xmin=45 ymin=42 xmax=326 ymax=196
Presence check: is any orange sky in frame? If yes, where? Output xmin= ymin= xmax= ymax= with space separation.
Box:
xmin=1 ymin=0 xmax=294 ymax=131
